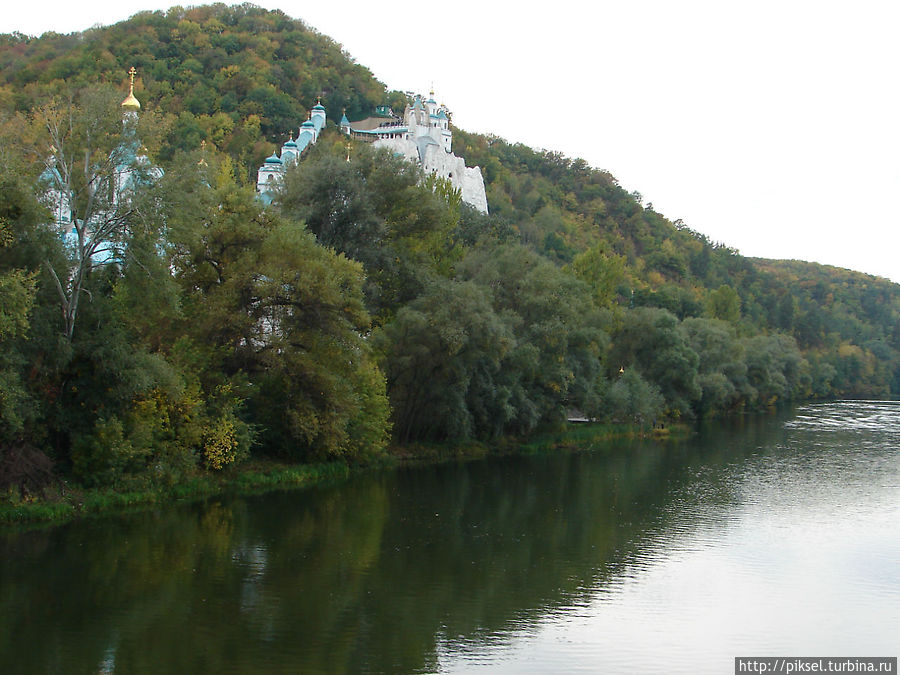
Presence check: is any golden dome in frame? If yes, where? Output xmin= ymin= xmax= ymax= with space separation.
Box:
xmin=121 ymin=92 xmax=141 ymax=110
xmin=121 ymin=67 xmax=141 ymax=110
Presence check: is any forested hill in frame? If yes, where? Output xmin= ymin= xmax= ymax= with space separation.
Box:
xmin=453 ymin=129 xmax=900 ymax=399
xmin=1 ymin=4 xmax=898 ymax=496
xmin=0 ymin=3 xmax=403 ymax=167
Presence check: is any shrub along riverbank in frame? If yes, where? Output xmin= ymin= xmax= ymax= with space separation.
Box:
xmin=0 ymin=422 xmax=675 ymax=526
xmin=0 ymin=460 xmax=353 ymax=525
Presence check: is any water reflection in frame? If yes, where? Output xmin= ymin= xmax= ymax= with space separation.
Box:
xmin=1 ymin=403 xmax=898 ymax=674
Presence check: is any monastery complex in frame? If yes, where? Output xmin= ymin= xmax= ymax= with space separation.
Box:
xmin=256 ymin=92 xmax=489 ymax=213
xmin=42 ymin=72 xmax=489 ymax=258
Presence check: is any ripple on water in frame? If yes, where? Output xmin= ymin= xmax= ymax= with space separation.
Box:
xmin=438 ymin=401 xmax=900 ymax=673
xmin=786 ymin=400 xmax=900 ymax=433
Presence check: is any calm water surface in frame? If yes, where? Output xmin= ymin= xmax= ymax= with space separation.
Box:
xmin=1 ymin=401 xmax=898 ymax=673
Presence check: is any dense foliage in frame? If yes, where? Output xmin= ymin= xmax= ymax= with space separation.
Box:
xmin=0 ymin=3 xmax=391 ymax=179
xmin=1 ymin=4 xmax=898 ymax=496
xmin=453 ymin=129 xmax=900 ymax=401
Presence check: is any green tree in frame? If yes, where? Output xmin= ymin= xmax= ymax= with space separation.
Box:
xmin=741 ymin=333 xmax=807 ymax=406
xmin=0 ymin=220 xmax=37 ymax=439
xmin=706 ymin=284 xmax=741 ymax=324
xmin=605 ymin=369 xmax=665 ymax=426
xmin=163 ymin=153 xmax=389 ymax=461
xmin=567 ymin=243 xmax=626 ymax=308
xmin=682 ymin=317 xmax=749 ymax=416
xmin=375 ymin=278 xmax=513 ymax=443
xmin=459 ymin=244 xmax=609 ymax=430
xmin=609 ymin=307 xmax=700 ymax=417
xmin=279 ymin=141 xmax=463 ymax=321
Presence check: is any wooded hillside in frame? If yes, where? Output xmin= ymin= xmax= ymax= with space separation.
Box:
xmin=1 ymin=4 xmax=897 ymax=496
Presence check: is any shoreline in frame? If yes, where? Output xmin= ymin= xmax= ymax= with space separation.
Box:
xmin=0 ymin=422 xmax=679 ymax=528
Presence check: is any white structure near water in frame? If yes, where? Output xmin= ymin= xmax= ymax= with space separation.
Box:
xmin=256 ymin=92 xmax=488 ymax=213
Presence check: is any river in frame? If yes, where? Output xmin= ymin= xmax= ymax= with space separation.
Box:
xmin=1 ymin=401 xmax=898 ymax=673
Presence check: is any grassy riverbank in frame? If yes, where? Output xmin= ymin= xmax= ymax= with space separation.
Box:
xmin=0 ymin=460 xmax=354 ymax=526
xmin=1 ymin=422 xmax=678 ymax=527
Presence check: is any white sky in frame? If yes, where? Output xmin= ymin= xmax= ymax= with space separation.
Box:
xmin=3 ymin=1 xmax=899 ymax=283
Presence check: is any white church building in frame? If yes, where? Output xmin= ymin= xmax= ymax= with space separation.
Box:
xmin=256 ymin=93 xmax=488 ymax=213
xmin=256 ymin=99 xmax=328 ymax=203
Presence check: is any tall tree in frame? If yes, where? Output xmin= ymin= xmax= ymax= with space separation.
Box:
xmin=33 ymin=85 xmax=160 ymax=340
xmin=609 ymin=307 xmax=701 ymax=417
xmin=163 ymin=153 xmax=390 ymax=461
xmin=279 ymin=141 xmax=463 ymax=321
xmin=0 ymin=219 xmax=36 ymax=439
xmin=375 ymin=278 xmax=513 ymax=443
xmin=459 ymin=244 xmax=609 ymax=429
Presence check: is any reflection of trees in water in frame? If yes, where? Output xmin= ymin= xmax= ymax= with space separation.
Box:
xmin=0 ymin=416 xmax=786 ymax=673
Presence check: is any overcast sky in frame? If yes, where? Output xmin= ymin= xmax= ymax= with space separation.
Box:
xmin=3 ymin=1 xmax=898 ymax=283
